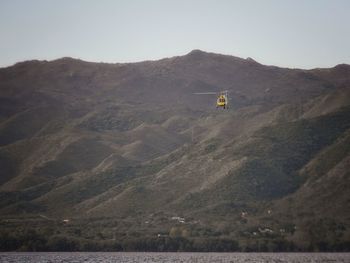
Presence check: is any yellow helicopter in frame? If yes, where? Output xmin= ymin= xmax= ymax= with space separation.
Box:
xmin=194 ymin=90 xmax=229 ymax=109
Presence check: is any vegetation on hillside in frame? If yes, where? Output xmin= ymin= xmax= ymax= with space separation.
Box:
xmin=0 ymin=51 xmax=349 ymax=251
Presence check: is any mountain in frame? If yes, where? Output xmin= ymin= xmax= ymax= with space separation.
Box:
xmin=0 ymin=50 xmax=349 ymax=252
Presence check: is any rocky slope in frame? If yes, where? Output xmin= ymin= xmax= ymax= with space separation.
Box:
xmin=0 ymin=50 xmax=349 ymax=251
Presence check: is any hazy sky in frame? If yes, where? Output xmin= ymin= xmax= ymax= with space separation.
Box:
xmin=1 ymin=0 xmax=349 ymax=69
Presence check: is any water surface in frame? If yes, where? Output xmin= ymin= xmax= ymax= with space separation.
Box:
xmin=0 ymin=252 xmax=349 ymax=263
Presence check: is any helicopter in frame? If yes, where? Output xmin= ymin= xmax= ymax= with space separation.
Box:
xmin=194 ymin=90 xmax=229 ymax=109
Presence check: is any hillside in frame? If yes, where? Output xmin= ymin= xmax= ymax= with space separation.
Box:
xmin=0 ymin=50 xmax=349 ymax=252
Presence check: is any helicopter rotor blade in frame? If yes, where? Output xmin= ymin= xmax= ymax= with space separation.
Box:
xmin=193 ymin=92 xmax=217 ymax=95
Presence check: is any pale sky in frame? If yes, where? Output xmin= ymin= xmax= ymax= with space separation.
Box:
xmin=1 ymin=0 xmax=349 ymax=69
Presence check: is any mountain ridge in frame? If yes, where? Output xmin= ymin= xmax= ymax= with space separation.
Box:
xmin=0 ymin=50 xmax=349 ymax=251
xmin=4 ymin=49 xmax=349 ymax=70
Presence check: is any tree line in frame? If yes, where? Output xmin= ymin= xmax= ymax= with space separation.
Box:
xmin=1 ymin=229 xmax=349 ymax=252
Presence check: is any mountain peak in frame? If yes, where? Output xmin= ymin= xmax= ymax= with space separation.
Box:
xmin=185 ymin=49 xmax=210 ymax=58
xmin=52 ymin=57 xmax=86 ymax=64
xmin=187 ymin=49 xmax=207 ymax=55
xmin=184 ymin=50 xmax=251 ymax=65
xmin=333 ymin=63 xmax=350 ymax=71
xmin=246 ymin=57 xmax=259 ymax=64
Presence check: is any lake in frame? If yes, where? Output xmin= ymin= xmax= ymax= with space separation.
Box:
xmin=0 ymin=252 xmax=349 ymax=262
